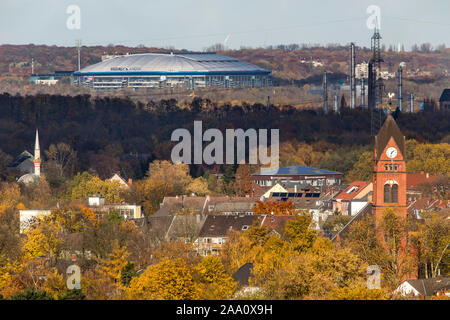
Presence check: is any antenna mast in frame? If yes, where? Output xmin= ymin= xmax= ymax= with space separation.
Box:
xmin=76 ymin=39 xmax=82 ymax=71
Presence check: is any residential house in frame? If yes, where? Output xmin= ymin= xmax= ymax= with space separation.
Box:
xmin=196 ymin=215 xmax=262 ymax=256
xmin=406 ymin=172 xmax=438 ymax=202
xmin=109 ymin=173 xmax=132 ymax=189
xmin=87 ymin=194 xmax=143 ymax=219
xmin=333 ymin=181 xmax=373 ymax=216
xmin=394 ymin=277 xmax=450 ymax=299
xmin=407 ymin=198 xmax=450 ymax=219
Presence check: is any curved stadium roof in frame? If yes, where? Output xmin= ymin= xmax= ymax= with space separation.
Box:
xmin=255 ymin=166 xmax=342 ymax=176
xmin=74 ymin=53 xmax=270 ymax=76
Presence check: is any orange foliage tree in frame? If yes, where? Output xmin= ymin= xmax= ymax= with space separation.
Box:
xmin=252 ymin=200 xmax=296 ymax=215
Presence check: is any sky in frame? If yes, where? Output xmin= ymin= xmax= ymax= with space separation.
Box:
xmin=1 ymin=0 xmax=449 ymax=50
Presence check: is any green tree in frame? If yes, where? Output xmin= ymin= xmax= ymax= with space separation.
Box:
xmin=346 ymin=151 xmax=373 ymax=182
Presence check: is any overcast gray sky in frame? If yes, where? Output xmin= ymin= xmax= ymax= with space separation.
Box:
xmin=1 ymin=0 xmax=449 ymax=50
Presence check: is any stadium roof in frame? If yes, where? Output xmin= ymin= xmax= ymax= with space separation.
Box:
xmin=74 ymin=53 xmax=270 ymax=76
xmin=254 ymin=165 xmax=342 ymax=176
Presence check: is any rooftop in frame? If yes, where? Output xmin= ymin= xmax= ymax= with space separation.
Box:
xmin=74 ymin=52 xmax=270 ymax=76
xmin=254 ymin=165 xmax=342 ymax=176
xmin=335 ymin=181 xmax=371 ymax=201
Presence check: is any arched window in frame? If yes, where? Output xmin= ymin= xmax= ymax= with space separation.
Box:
xmin=391 ymin=184 xmax=398 ymax=203
xmin=384 ymin=184 xmax=391 ymax=203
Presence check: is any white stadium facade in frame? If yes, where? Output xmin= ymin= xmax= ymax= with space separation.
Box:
xmin=73 ymin=52 xmax=272 ymax=90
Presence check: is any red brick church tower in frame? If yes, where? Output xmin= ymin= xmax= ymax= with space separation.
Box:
xmin=372 ymin=114 xmax=407 ymax=224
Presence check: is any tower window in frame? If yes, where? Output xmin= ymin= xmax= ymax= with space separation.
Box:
xmin=384 ymin=183 xmax=399 ymax=203
xmin=391 ymin=184 xmax=398 ymax=203
xmin=384 ymin=184 xmax=391 ymax=203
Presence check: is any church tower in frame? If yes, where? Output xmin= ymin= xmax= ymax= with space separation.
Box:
xmin=33 ymin=129 xmax=41 ymax=177
xmin=372 ymin=114 xmax=407 ymax=224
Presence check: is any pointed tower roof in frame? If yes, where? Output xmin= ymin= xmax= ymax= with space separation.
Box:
xmin=374 ymin=114 xmax=405 ymax=160
xmin=35 ymin=129 xmax=40 ymax=150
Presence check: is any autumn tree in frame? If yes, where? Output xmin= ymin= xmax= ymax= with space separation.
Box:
xmin=194 ymin=256 xmax=236 ymax=299
xmin=234 ymin=164 xmax=253 ymax=196
xmin=147 ymin=160 xmax=192 ymax=195
xmin=127 ymin=179 xmax=174 ymax=215
xmin=252 ymin=200 xmax=296 ymax=215
xmin=186 ymin=177 xmax=210 ymax=196
xmin=44 ymin=142 xmax=77 ymax=178
xmin=97 ymin=241 xmax=130 ymax=298
xmin=127 ymin=258 xmax=198 ymax=300
xmin=345 ymin=151 xmax=372 ymax=182
xmin=67 ymin=172 xmax=125 ymax=203
xmin=416 ymin=210 xmax=450 ymax=278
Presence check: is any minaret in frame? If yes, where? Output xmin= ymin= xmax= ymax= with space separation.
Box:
xmin=34 ymin=129 xmax=41 ymax=176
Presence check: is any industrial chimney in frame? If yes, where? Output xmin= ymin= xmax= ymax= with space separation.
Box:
xmin=323 ymin=71 xmax=328 ymax=114
xmin=350 ymin=43 xmax=356 ymax=109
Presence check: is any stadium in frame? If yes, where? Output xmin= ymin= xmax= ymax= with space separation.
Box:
xmin=73 ymin=52 xmax=272 ymax=90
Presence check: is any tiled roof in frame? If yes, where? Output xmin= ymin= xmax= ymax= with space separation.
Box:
xmin=154 ymin=196 xmax=259 ymax=216
xmin=407 ymin=172 xmax=438 ymax=190
xmin=335 ymin=181 xmax=370 ymax=201
xmin=212 ymin=202 xmax=256 ymax=214
xmin=407 ymin=198 xmax=450 ymax=215
xmin=261 ymin=215 xmax=296 ymax=235
xmin=403 ymin=277 xmax=450 ymax=297
xmin=198 ymin=215 xmax=262 ymax=237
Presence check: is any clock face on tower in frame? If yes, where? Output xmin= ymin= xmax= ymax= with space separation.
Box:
xmin=386 ymin=147 xmax=398 ymax=159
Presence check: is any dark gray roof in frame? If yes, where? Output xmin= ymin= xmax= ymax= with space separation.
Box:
xmin=232 ymin=263 xmax=254 ymax=286
xmin=144 ymin=216 xmax=174 ymax=239
xmin=404 ymin=277 xmax=450 ymax=297
xmin=8 ymin=150 xmax=33 ymax=168
xmin=75 ymin=53 xmax=270 ymax=76
xmin=331 ymin=203 xmax=373 ymax=241
xmin=198 ymin=215 xmax=261 ymax=238
xmin=439 ymin=89 xmax=450 ymax=102
xmin=212 ymin=202 xmax=256 ymax=214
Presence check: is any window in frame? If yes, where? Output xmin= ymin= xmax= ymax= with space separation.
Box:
xmin=391 ymin=184 xmax=398 ymax=203
xmin=242 ymin=225 xmax=249 ymax=231
xmin=384 ymin=184 xmax=399 ymax=203
xmin=384 ymin=184 xmax=391 ymax=203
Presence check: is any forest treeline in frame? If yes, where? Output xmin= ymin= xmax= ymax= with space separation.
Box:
xmin=0 ymin=93 xmax=448 ymax=181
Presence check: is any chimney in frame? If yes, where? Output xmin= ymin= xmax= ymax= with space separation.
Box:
xmin=128 ymin=178 xmax=133 ymax=185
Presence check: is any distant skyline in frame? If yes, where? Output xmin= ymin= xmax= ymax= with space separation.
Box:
xmin=1 ymin=0 xmax=449 ymax=51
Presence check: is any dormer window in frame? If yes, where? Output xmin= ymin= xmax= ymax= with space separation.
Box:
xmin=242 ymin=225 xmax=249 ymax=231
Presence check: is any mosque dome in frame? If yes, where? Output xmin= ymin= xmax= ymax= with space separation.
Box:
xmin=18 ymin=173 xmax=40 ymax=184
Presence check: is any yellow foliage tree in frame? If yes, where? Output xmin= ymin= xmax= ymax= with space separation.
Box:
xmin=186 ymin=177 xmax=210 ymax=196
xmin=97 ymin=241 xmax=130 ymax=297
xmin=127 ymin=258 xmax=198 ymax=300
xmin=328 ymin=285 xmax=389 ymax=300
xmin=0 ymin=182 xmax=21 ymax=214
xmin=194 ymin=256 xmax=236 ymax=299
xmin=147 ymin=160 xmax=193 ymax=195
